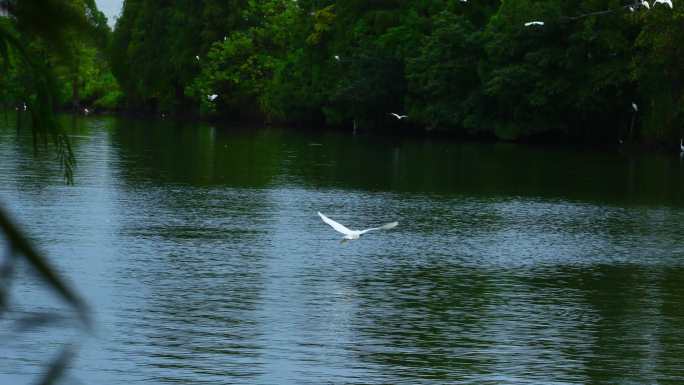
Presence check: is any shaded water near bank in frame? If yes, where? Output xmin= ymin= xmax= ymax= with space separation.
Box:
xmin=2 ymin=115 xmax=684 ymax=384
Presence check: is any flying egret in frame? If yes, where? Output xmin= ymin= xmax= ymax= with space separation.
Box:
xmin=317 ymin=212 xmax=398 ymax=243
xmin=524 ymin=21 xmax=544 ymax=26
xmin=390 ymin=113 xmax=408 ymax=120
xmin=653 ymin=0 xmax=673 ymax=8
xmin=632 ymin=102 xmax=638 ymax=112
xmin=208 ymin=94 xmax=218 ymax=101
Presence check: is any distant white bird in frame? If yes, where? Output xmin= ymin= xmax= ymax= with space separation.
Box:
xmin=334 ymin=55 xmax=340 ymax=61
xmin=642 ymin=0 xmax=651 ymax=9
xmin=390 ymin=113 xmax=408 ymax=120
xmin=22 ymin=102 xmax=27 ymax=111
xmin=632 ymin=102 xmax=638 ymax=112
xmin=208 ymin=94 xmax=218 ymax=101
xmin=524 ymin=21 xmax=545 ymax=27
xmin=83 ymin=107 xmax=90 ymax=115
xmin=318 ymin=212 xmax=398 ymax=243
xmin=653 ymin=0 xmax=673 ymax=8
xmin=195 ymin=55 xmax=200 ymax=61
xmin=680 ymin=138 xmax=684 ymax=152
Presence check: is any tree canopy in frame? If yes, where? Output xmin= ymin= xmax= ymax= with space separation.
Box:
xmin=88 ymin=0 xmax=684 ymax=144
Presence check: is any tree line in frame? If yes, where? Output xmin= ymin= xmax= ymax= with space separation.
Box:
xmin=0 ymin=0 xmax=120 ymax=113
xmin=109 ymin=0 xmax=683 ymax=145
xmin=3 ymin=1 xmax=683 ymax=145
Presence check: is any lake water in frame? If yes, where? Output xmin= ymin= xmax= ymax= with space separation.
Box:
xmin=1 ymin=115 xmax=684 ymax=384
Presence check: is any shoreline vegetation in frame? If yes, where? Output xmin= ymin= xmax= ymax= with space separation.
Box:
xmin=2 ymin=1 xmax=684 ymax=151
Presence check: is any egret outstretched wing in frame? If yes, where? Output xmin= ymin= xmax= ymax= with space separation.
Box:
xmin=318 ymin=212 xmax=354 ymax=235
xmin=653 ymin=0 xmax=673 ymax=8
xmin=359 ymin=221 xmax=399 ymax=235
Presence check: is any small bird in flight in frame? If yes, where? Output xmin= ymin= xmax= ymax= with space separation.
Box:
xmin=390 ymin=113 xmax=408 ymax=120
xmin=318 ymin=212 xmax=398 ymax=243
xmin=524 ymin=21 xmax=545 ymax=27
xmin=208 ymin=94 xmax=218 ymax=101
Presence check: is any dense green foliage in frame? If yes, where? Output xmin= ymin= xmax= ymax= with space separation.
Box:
xmin=108 ymin=0 xmax=683 ymax=144
xmin=0 ymin=0 xmax=120 ymax=113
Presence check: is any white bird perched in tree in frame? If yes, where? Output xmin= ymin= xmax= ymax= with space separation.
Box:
xmin=195 ymin=55 xmax=200 ymax=61
xmin=632 ymin=102 xmax=638 ymax=112
xmin=653 ymin=0 xmax=673 ymax=8
xmin=318 ymin=212 xmax=398 ymax=243
xmin=334 ymin=55 xmax=340 ymax=61
xmin=641 ymin=0 xmax=651 ymax=9
xmin=208 ymin=94 xmax=218 ymax=101
xmin=524 ymin=21 xmax=544 ymax=26
xmin=680 ymin=138 xmax=684 ymax=152
xmin=390 ymin=113 xmax=408 ymax=120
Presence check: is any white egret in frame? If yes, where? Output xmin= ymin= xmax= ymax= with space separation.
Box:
xmin=334 ymin=55 xmax=340 ymax=61
xmin=642 ymin=0 xmax=651 ymax=9
xmin=680 ymin=138 xmax=684 ymax=152
xmin=390 ymin=113 xmax=408 ymax=120
xmin=208 ymin=94 xmax=218 ymax=101
xmin=524 ymin=21 xmax=545 ymax=26
xmin=632 ymin=102 xmax=638 ymax=112
xmin=653 ymin=0 xmax=673 ymax=7
xmin=195 ymin=55 xmax=200 ymax=61
xmin=317 ymin=212 xmax=398 ymax=243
